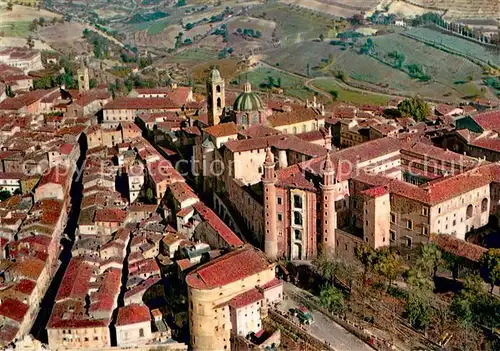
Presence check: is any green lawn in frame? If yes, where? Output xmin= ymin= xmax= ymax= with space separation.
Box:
xmin=0 ymin=21 xmax=32 ymax=37
xmin=312 ymin=78 xmax=390 ymax=106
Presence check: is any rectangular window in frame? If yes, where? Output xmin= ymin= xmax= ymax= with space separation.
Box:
xmin=390 ymin=213 xmax=396 ymax=223
xmin=390 ymin=230 xmax=396 ymax=241
xmin=422 ymin=226 xmax=429 ymax=236
xmin=407 ymin=220 xmax=413 ymax=230
xmin=422 ymin=207 xmax=429 ymax=216
xmin=406 ymin=237 xmax=412 ymax=248
xmin=277 ymin=197 xmax=282 ymax=205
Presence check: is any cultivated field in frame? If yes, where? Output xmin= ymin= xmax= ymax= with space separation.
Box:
xmin=0 ymin=36 xmax=53 ymax=50
xmin=264 ymin=33 xmax=486 ymax=102
xmin=248 ymin=3 xmax=337 ymax=44
xmin=0 ymin=3 xmax=61 ymax=38
xmin=380 ymin=1 xmax=445 ymax=17
xmin=311 ymin=78 xmax=391 ymax=106
xmin=279 ymin=0 xmax=380 ymax=18
xmin=406 ymin=0 xmax=499 ymax=20
xmin=404 ymin=27 xmax=500 ymax=67
xmin=368 ymin=33 xmax=484 ymax=88
xmin=241 ymin=65 xmax=315 ymax=101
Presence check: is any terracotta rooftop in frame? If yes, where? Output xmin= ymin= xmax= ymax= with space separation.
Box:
xmin=38 ymin=165 xmax=69 ymax=187
xmin=94 ymin=208 xmax=127 ymax=223
xmin=192 ymin=202 xmax=243 ymax=247
xmin=0 ymin=298 xmax=28 ymax=323
xmin=431 ymin=233 xmax=486 ymax=262
xmin=104 ymin=97 xmax=181 ymax=110
xmin=229 ymin=288 xmax=263 ymax=309
xmin=268 ymin=105 xmax=322 ymax=127
xmin=169 ymin=182 xmax=198 ymax=204
xmin=472 ymin=110 xmax=500 ymax=133
xmin=186 ymin=245 xmax=271 ymax=290
xmin=203 ymin=122 xmax=239 ymax=137
xmin=116 ymin=304 xmax=151 ymax=326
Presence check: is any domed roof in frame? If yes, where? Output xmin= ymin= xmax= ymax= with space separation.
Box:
xmin=233 ymin=82 xmax=264 ymax=112
xmin=208 ymin=67 xmax=222 ymax=81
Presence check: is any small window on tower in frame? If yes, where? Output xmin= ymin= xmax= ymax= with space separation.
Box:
xmin=217 ymin=97 xmax=221 ymax=108
xmin=216 ymin=85 xmax=221 ymax=93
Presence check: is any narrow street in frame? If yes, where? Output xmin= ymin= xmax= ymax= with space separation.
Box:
xmin=30 ymin=136 xmax=87 ymax=343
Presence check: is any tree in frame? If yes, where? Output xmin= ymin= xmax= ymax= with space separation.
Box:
xmin=6 ymin=2 xmax=13 ymax=11
xmin=26 ymin=36 xmax=35 ymax=49
xmin=355 ymin=245 xmax=375 ymax=286
xmin=319 ymin=284 xmax=345 ymax=314
xmin=416 ymin=243 xmax=442 ymax=279
xmin=373 ymin=247 xmax=400 ymax=290
xmin=314 ymin=247 xmax=338 ymax=283
xmin=405 ymin=266 xmax=434 ymax=292
xmin=398 ymin=96 xmax=430 ymax=122
xmin=479 ymin=249 xmax=500 ymax=293
xmin=0 ymin=190 xmax=11 ymax=201
xmin=405 ymin=289 xmax=433 ymax=329
xmin=146 ymin=188 xmax=154 ymax=201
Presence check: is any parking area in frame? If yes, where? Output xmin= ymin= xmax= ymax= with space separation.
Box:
xmin=277 ymin=283 xmax=373 ymax=351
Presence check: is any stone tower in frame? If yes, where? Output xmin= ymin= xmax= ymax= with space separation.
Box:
xmin=206 ymin=66 xmax=225 ymax=126
xmin=77 ymin=58 xmax=90 ymax=92
xmin=320 ymin=152 xmax=337 ymax=252
xmin=263 ymin=147 xmax=278 ymax=260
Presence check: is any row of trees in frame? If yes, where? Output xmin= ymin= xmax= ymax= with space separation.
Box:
xmin=315 ymin=242 xmax=500 ymax=348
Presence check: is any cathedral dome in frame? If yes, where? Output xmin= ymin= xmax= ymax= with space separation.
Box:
xmin=233 ymin=82 xmax=264 ymax=112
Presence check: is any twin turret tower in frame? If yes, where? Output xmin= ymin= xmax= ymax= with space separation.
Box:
xmin=262 ymin=150 xmax=338 ymax=260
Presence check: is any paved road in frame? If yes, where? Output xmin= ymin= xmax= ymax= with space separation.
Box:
xmin=279 ymin=283 xmax=373 ymax=351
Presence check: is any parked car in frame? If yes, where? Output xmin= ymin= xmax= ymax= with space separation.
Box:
xmin=291 ymin=306 xmax=314 ymax=325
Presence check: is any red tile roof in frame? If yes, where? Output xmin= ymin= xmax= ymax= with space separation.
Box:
xmin=361 ymin=186 xmax=388 ymax=198
xmin=13 ymin=279 xmax=36 ymax=295
xmin=38 ymin=165 xmax=69 ymax=187
xmin=186 ymin=245 xmax=271 ymax=290
xmin=94 ymin=208 xmax=127 ymax=223
xmin=55 ymin=258 xmax=94 ymax=301
xmin=104 ymin=97 xmax=181 ymax=110
xmin=229 ymin=288 xmax=263 ymax=309
xmin=116 ymin=304 xmax=150 ymax=326
xmin=203 ymin=122 xmax=239 ymax=137
xmin=192 ymin=202 xmax=243 ymax=247
xmin=431 ymin=233 xmax=486 ymax=262
xmin=0 ymin=298 xmax=28 ymax=323
xmin=169 ymin=182 xmax=198 ymax=203
xmin=472 ymin=110 xmax=500 ymax=132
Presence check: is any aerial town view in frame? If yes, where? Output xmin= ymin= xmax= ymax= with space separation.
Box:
xmin=0 ymin=0 xmax=499 ymax=350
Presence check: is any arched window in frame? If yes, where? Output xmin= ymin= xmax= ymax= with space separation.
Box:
xmin=294 ymin=211 xmax=303 ymax=226
xmin=302 ymin=125 xmax=307 ymax=133
xmin=241 ymin=114 xmax=248 ymax=125
xmin=293 ymin=194 xmax=303 ymax=209
xmin=217 ymin=97 xmax=222 ymax=108
xmin=293 ymin=126 xmax=297 ymax=134
xmin=216 ymin=85 xmax=221 ymax=93
xmin=466 ymin=204 xmax=473 ymax=219
xmin=481 ymin=198 xmax=488 ymax=212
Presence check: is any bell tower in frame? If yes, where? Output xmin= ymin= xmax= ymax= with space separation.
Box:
xmin=263 ymin=147 xmax=278 ymax=260
xmin=77 ymin=58 xmax=90 ymax=92
xmin=207 ymin=66 xmax=225 ymax=126
xmin=320 ymin=152 xmax=337 ymax=252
